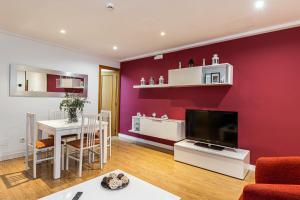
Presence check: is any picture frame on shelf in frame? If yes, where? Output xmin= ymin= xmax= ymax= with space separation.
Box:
xmin=205 ymin=73 xmax=211 ymax=84
xmin=211 ymin=72 xmax=220 ymax=84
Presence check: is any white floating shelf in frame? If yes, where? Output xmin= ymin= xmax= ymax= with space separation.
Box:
xmin=133 ymin=84 xmax=169 ymax=89
xmin=133 ymin=63 xmax=233 ymax=89
xmin=133 ymin=83 xmax=232 ymax=89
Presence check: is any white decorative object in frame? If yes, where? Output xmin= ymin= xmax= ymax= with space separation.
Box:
xmin=202 ymin=58 xmax=206 ymax=66
xmin=161 ymin=114 xmax=168 ymax=120
xmin=178 ymin=62 xmax=182 ymax=69
xmin=152 ymin=112 xmax=156 ymax=118
xmin=159 ymin=76 xmax=164 ymax=85
xmin=149 ymin=77 xmax=155 ymax=85
xmin=109 ymin=173 xmax=117 ymax=179
xmin=137 ymin=112 xmax=142 ymax=117
xmin=38 ymin=170 xmax=180 ymax=200
xmin=212 ymin=54 xmax=219 ymax=65
xmin=174 ymin=140 xmax=250 ymax=180
xmin=140 ymin=77 xmax=145 ymax=85
xmin=109 ymin=178 xmax=120 ymax=190
xmin=121 ymin=175 xmax=129 ymax=184
xmin=130 ymin=116 xmax=185 ymax=141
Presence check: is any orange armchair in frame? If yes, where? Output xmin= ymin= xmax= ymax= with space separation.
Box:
xmin=239 ymin=157 xmax=300 ymax=200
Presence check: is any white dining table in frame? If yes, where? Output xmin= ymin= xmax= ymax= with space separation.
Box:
xmin=37 ymin=119 xmax=108 ymax=179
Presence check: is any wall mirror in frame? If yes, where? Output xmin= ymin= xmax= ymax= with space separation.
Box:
xmin=10 ymin=64 xmax=88 ymax=97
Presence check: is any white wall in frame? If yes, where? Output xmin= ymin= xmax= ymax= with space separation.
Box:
xmin=0 ymin=31 xmax=119 ymax=160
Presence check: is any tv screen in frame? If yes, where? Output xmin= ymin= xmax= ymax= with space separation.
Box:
xmin=186 ymin=109 xmax=238 ymax=148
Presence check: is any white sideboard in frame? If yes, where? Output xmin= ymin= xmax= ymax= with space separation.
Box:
xmin=129 ymin=116 xmax=185 ymax=142
xmin=174 ymin=140 xmax=250 ymax=179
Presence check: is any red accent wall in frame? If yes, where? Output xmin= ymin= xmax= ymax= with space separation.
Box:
xmin=120 ymin=27 xmax=300 ymax=164
xmin=47 ymin=74 xmax=84 ymax=93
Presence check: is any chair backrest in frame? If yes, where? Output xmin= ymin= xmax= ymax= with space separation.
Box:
xmin=101 ymin=110 xmax=111 ymax=136
xmin=48 ymin=109 xmax=66 ymax=120
xmin=80 ymin=114 xmax=102 ymax=149
xmin=26 ymin=113 xmax=37 ymax=147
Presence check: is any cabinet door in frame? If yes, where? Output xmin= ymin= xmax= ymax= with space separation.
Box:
xmin=140 ymin=118 xmax=179 ymax=141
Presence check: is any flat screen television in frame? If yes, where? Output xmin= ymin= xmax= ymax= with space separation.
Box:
xmin=185 ymin=109 xmax=238 ymax=149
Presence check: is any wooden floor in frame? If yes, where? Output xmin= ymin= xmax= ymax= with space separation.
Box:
xmin=0 ymin=138 xmax=254 ymax=200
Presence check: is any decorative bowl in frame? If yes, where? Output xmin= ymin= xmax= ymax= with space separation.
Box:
xmin=101 ymin=173 xmax=129 ymax=190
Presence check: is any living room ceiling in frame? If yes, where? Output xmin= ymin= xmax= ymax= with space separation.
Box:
xmin=0 ymin=0 xmax=300 ymax=61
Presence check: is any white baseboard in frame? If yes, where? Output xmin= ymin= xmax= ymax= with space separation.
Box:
xmin=118 ymin=133 xmax=174 ymax=151
xmin=0 ymin=151 xmax=24 ymax=161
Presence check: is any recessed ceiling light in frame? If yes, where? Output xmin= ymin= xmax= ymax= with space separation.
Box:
xmin=60 ymin=29 xmax=66 ymax=34
xmin=255 ymin=0 xmax=265 ymax=10
xmin=113 ymin=46 xmax=118 ymax=50
xmin=160 ymin=32 xmax=166 ymax=37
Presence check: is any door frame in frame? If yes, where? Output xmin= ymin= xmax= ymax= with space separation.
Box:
xmin=98 ymin=65 xmax=120 ymax=134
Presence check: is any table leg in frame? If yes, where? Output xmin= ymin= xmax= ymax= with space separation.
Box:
xmin=53 ymin=131 xmax=62 ymax=179
xmin=103 ymin=125 xmax=107 ymax=163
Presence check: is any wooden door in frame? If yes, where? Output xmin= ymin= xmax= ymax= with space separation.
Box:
xmin=100 ymin=70 xmax=119 ymax=136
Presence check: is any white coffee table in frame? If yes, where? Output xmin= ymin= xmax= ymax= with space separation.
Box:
xmin=39 ymin=170 xmax=181 ymax=200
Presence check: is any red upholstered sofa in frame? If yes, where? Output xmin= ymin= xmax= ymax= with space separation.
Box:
xmin=239 ymin=157 xmax=300 ymax=200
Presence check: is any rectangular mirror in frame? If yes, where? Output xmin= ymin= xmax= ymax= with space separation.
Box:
xmin=10 ymin=64 xmax=88 ymax=97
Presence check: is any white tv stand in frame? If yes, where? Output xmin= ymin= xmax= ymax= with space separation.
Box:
xmin=174 ymin=140 xmax=250 ymax=179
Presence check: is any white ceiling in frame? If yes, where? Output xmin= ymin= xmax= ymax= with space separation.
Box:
xmin=0 ymin=0 xmax=300 ymax=61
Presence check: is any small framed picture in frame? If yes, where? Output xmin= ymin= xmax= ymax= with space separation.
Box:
xmin=205 ymin=73 xmax=211 ymax=84
xmin=211 ymin=72 xmax=220 ymax=83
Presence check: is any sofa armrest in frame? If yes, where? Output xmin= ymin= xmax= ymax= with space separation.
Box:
xmin=242 ymin=184 xmax=300 ymax=200
xmin=256 ymin=157 xmax=300 ymax=184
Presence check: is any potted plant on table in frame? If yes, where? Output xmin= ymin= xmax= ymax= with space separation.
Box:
xmin=59 ymin=93 xmax=89 ymax=123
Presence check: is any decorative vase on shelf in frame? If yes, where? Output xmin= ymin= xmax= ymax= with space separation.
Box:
xmin=159 ymin=76 xmax=164 ymax=85
xmin=152 ymin=112 xmax=156 ymax=118
xmin=149 ymin=77 xmax=155 ymax=85
xmin=140 ymin=77 xmax=145 ymax=85
xmin=212 ymin=54 xmax=220 ymax=65
xmin=178 ymin=61 xmax=182 ymax=69
xmin=59 ymin=93 xmax=89 ymax=123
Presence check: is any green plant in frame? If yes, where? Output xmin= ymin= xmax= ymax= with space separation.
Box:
xmin=59 ymin=93 xmax=89 ymax=123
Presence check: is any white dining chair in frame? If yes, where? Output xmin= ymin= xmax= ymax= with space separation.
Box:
xmin=101 ymin=110 xmax=112 ymax=158
xmin=48 ymin=109 xmax=78 ymax=170
xmin=25 ymin=113 xmax=55 ymax=179
xmin=48 ymin=109 xmax=67 ymax=120
xmin=65 ymin=114 xmax=103 ymax=177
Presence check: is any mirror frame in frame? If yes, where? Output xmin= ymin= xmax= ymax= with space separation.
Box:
xmin=9 ymin=64 xmax=88 ymax=97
